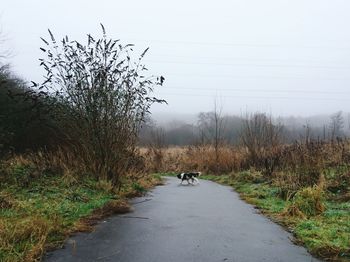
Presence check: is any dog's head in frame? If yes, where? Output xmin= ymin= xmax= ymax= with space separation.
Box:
xmin=177 ymin=173 xmax=183 ymax=179
xmin=193 ymin=172 xmax=201 ymax=177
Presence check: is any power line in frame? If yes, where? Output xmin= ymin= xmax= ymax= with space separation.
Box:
xmin=155 ymin=92 xmax=350 ymax=102
xmin=127 ymin=38 xmax=350 ymax=50
xmin=165 ymin=72 xmax=350 ymax=81
xmin=150 ymin=54 xmax=350 ymax=65
xmin=161 ymin=86 xmax=350 ymax=95
xmin=144 ymin=59 xmax=350 ymax=70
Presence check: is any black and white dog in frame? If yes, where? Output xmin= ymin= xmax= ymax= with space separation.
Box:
xmin=177 ymin=172 xmax=201 ymax=185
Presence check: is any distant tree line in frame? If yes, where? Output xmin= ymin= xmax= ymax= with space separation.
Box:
xmin=139 ymin=111 xmax=349 ymax=147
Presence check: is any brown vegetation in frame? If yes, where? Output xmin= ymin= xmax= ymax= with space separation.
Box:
xmin=143 ymin=139 xmax=350 ymax=178
xmin=142 ymin=145 xmax=245 ymax=174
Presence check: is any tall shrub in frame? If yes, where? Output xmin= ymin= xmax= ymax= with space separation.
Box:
xmin=37 ymin=25 xmax=165 ymax=184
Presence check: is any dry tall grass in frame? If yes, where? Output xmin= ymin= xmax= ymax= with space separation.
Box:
xmin=141 ymin=145 xmax=246 ymax=174
xmin=142 ymin=140 xmax=350 ymax=195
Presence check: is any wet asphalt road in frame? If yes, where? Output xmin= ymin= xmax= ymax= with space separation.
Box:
xmin=45 ymin=177 xmax=320 ymax=262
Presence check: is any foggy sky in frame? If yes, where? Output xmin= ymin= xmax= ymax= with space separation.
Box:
xmin=1 ymin=0 xmax=350 ymax=117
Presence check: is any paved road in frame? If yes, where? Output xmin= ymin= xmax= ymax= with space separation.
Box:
xmin=45 ymin=177 xmax=320 ymax=262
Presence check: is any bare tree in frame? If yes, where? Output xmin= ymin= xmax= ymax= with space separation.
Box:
xmin=147 ymin=125 xmax=166 ymax=172
xmin=302 ymin=121 xmax=311 ymax=145
xmin=329 ymin=111 xmax=344 ymax=139
xmin=0 ymin=26 xmax=11 ymax=64
xmin=213 ymin=99 xmax=225 ymax=171
xmin=241 ymin=112 xmax=283 ymax=176
xmin=197 ymin=98 xmax=226 ymax=173
xmin=0 ymin=29 xmax=5 ymax=60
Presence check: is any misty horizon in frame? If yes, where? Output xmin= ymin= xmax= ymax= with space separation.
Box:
xmin=150 ymin=111 xmax=350 ymax=128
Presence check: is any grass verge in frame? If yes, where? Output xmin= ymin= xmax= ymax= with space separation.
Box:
xmin=0 ymin=166 xmax=163 ymax=262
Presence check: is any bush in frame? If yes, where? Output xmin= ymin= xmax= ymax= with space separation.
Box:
xmin=232 ymin=170 xmax=264 ymax=183
xmin=287 ymin=185 xmax=326 ymax=217
xmin=35 ymin=25 xmax=165 ymax=185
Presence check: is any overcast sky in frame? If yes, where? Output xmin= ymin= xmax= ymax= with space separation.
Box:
xmin=1 ymin=0 xmax=350 ymax=117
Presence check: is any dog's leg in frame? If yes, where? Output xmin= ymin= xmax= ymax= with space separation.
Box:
xmin=194 ymin=177 xmax=199 ymax=184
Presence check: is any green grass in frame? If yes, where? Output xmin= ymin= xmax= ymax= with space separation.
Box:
xmin=0 ymin=174 xmax=115 ymax=262
xmin=197 ymin=172 xmax=350 ymax=261
xmin=0 ymin=165 xmax=163 ymax=262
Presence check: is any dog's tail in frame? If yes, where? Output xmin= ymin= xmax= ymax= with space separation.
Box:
xmin=197 ymin=172 xmax=202 ymax=177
